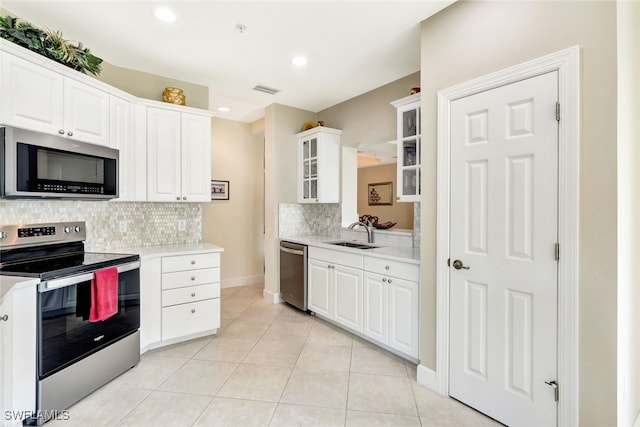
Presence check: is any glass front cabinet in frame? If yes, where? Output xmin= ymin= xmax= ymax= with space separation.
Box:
xmin=296 ymin=126 xmax=341 ymax=203
xmin=391 ymin=93 xmax=421 ymax=202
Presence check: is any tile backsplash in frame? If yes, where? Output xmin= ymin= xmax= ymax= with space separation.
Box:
xmin=0 ymin=200 xmax=202 ymax=251
xmin=279 ymin=202 xmax=421 ymax=247
xmin=279 ymin=203 xmax=341 ymax=237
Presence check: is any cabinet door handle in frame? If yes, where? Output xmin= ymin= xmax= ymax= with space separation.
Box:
xmin=191 ymin=260 xmax=196 ymax=265
xmin=382 ymin=278 xmax=387 ymax=283
xmin=58 ymin=129 xmax=65 ymax=135
xmin=385 ymin=265 xmax=390 ymax=270
xmin=191 ymin=292 xmax=196 ymax=297
xmin=0 ymin=314 xmax=8 ymax=321
xmin=191 ymin=309 xmax=196 ymax=314
xmin=67 ymin=131 xmax=73 ymax=136
xmin=388 ymin=279 xmax=393 ymax=284
xmin=176 ymin=196 xmax=181 ymax=201
xmin=183 ymin=197 xmax=187 ymax=201
xmin=191 ymin=276 xmax=196 ymax=281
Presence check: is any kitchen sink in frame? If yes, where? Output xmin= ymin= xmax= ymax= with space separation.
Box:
xmin=325 ymin=241 xmax=379 ymax=250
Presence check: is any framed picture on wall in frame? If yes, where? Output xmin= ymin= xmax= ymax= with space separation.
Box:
xmin=368 ymin=181 xmax=393 ymax=206
xmin=211 ymin=180 xmax=229 ymax=200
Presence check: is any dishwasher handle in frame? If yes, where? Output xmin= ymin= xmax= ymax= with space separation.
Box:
xmin=280 ymin=246 xmax=304 ymax=256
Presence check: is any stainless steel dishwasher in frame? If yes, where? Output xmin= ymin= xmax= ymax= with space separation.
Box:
xmin=279 ymin=240 xmax=307 ymax=311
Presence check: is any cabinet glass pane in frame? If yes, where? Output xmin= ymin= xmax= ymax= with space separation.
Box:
xmin=303 ymin=140 xmax=310 ymax=160
xmin=403 ymin=140 xmax=417 ymax=167
xmin=310 ymin=138 xmax=317 ymax=158
xmin=310 ymin=179 xmax=317 ymax=199
xmin=310 ymin=159 xmax=317 ymax=178
xmin=403 ymin=110 xmax=417 ymax=138
xmin=403 ymin=169 xmax=417 ymax=196
xmin=303 ymin=180 xmax=309 ymax=199
xmin=303 ymin=160 xmax=310 ymax=179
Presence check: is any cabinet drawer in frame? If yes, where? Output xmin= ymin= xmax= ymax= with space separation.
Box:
xmin=162 ymin=252 xmax=220 ymax=273
xmin=162 ymin=268 xmax=219 ymax=290
xmin=162 ymin=283 xmax=220 ymax=307
xmin=364 ymin=256 xmax=419 ymax=282
xmin=162 ymin=298 xmax=220 ymax=341
xmin=309 ymin=246 xmax=363 ymax=269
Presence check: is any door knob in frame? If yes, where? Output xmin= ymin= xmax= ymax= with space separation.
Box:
xmin=452 ymin=259 xmax=470 ymax=270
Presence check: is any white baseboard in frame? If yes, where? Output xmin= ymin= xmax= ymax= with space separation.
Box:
xmin=220 ymin=275 xmax=264 ymax=289
xmin=417 ymin=364 xmax=442 ymax=395
xmin=262 ymin=288 xmax=283 ymax=304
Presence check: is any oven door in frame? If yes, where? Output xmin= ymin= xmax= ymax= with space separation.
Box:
xmin=37 ymin=261 xmax=140 ymax=379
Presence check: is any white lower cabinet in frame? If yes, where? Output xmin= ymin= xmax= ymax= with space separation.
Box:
xmin=308 ymin=247 xmax=364 ymax=334
xmin=162 ymin=298 xmax=220 ymax=341
xmin=160 ymin=253 xmax=221 ymax=342
xmin=0 ymin=285 xmax=37 ymax=427
xmin=363 ymin=272 xmax=419 ymax=358
xmin=363 ymin=255 xmax=419 ymax=358
xmin=308 ymin=259 xmax=332 ymax=318
xmin=332 ymin=265 xmax=363 ymax=333
xmin=139 ymin=249 xmax=222 ymax=352
xmin=307 ymin=246 xmax=419 ymax=360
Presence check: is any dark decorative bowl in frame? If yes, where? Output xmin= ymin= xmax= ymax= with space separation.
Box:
xmin=372 ymin=221 xmax=396 ymax=230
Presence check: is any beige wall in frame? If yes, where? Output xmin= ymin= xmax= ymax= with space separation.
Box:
xmin=357 ymin=164 xmax=413 ymax=229
xmin=97 ymin=62 xmax=209 ymax=110
xmin=319 ymin=73 xmax=420 ymax=147
xmin=420 ymin=1 xmax=618 ymax=424
xmin=202 ymin=118 xmax=264 ymax=285
xmin=264 ymin=104 xmax=317 ymax=296
xmin=617 ymin=1 xmax=640 ymax=425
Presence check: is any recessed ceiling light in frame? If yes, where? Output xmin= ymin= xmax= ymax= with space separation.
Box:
xmin=292 ymin=56 xmax=308 ymax=67
xmin=217 ymin=106 xmax=230 ymax=113
xmin=153 ymin=7 xmax=176 ymax=23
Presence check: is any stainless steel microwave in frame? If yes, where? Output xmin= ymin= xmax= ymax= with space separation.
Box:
xmin=0 ymin=127 xmax=119 ymax=199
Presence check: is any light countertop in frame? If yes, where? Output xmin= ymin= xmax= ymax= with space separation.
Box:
xmin=114 ymin=242 xmax=224 ymax=259
xmin=280 ymin=235 xmax=420 ymax=264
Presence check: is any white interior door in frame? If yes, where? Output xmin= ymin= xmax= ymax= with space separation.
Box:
xmin=449 ymin=71 xmax=559 ymax=427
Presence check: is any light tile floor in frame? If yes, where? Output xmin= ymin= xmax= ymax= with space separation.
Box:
xmin=49 ymin=284 xmax=502 ymax=427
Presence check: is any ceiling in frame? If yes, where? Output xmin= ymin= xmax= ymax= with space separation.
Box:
xmin=1 ymin=1 xmax=454 ymax=123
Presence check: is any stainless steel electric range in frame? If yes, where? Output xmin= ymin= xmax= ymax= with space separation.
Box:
xmin=0 ymin=221 xmax=140 ymax=425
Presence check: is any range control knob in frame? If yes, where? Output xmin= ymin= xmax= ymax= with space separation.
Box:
xmin=64 ymin=227 xmax=72 ymax=233
xmin=0 ymin=231 xmax=6 ymax=240
xmin=74 ymin=226 xmax=82 ymax=233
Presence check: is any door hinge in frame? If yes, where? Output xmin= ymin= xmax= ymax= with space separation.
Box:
xmin=545 ymin=380 xmax=559 ymax=402
xmin=555 ymin=243 xmax=560 ymax=261
xmin=556 ymin=102 xmax=561 ymax=122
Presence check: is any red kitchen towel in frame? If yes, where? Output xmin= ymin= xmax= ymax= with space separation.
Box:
xmin=89 ymin=267 xmax=119 ymax=322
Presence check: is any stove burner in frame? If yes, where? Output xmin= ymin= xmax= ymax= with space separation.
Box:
xmin=0 ymin=221 xmax=139 ymax=280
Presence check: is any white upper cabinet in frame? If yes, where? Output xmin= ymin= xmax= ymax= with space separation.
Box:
xmin=181 ymin=113 xmax=212 ymax=201
xmin=63 ymin=77 xmax=110 ymax=146
xmin=296 ymin=127 xmax=341 ymax=203
xmin=0 ymin=51 xmax=110 ymax=146
xmin=1 ymin=51 xmax=63 ymax=135
xmin=391 ymin=93 xmax=421 ymax=202
xmin=147 ymin=106 xmax=211 ymax=202
xmin=111 ymin=96 xmax=148 ymax=202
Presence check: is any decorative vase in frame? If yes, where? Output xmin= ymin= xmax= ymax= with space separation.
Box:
xmin=163 ymin=87 xmax=186 ymax=105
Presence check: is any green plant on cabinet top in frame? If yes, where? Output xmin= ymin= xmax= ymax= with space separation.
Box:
xmin=0 ymin=15 xmax=102 ymax=76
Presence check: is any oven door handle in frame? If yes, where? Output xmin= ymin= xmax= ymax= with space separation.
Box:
xmin=39 ymin=261 xmax=140 ymax=292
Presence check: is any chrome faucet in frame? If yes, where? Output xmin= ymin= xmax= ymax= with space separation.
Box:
xmin=348 ymin=221 xmax=374 ymax=243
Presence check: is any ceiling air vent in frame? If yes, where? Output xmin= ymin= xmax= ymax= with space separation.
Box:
xmin=253 ymin=84 xmax=280 ymax=95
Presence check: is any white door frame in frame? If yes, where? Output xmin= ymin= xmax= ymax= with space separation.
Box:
xmin=434 ymin=46 xmax=580 ymax=426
